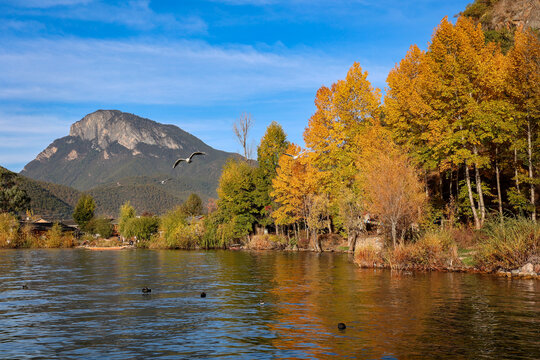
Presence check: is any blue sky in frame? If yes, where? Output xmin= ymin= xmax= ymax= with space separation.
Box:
xmin=0 ymin=0 xmax=471 ymax=172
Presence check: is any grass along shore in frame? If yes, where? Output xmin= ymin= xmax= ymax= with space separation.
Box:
xmin=1 ymin=212 xmax=538 ymax=279
xmin=354 ymin=218 xmax=540 ymax=279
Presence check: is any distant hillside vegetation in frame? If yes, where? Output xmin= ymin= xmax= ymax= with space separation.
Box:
xmin=0 ymin=166 xmax=77 ymax=219
xmin=462 ymin=0 xmax=539 ymax=52
xmin=87 ymin=175 xmax=211 ymax=217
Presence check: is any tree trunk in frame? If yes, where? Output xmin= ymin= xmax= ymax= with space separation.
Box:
xmin=514 ymin=148 xmax=521 ymax=194
xmin=311 ymin=230 xmax=322 ymax=252
xmin=527 ymin=119 xmax=536 ymax=222
xmin=473 ymin=145 xmax=486 ymax=226
xmin=347 ymin=230 xmax=357 ymax=253
xmin=438 ymin=168 xmax=444 ymax=201
xmin=465 ymin=161 xmax=481 ymax=229
xmin=448 ymin=170 xmax=453 ymax=199
xmin=391 ymin=221 xmax=397 ymax=248
xmin=424 ymin=170 xmax=429 ymax=198
xmin=495 ymin=147 xmax=503 ymax=223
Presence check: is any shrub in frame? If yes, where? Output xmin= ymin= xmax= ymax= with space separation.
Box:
xmin=355 ymin=243 xmax=382 ymax=267
xmin=86 ymin=217 xmax=113 ymax=238
xmin=44 ymin=223 xmax=74 ymax=248
xmin=123 ymin=216 xmax=159 ymax=241
xmin=474 ymin=218 xmax=540 ymax=271
xmin=386 ymin=230 xmax=458 ymax=270
xmin=247 ymin=234 xmax=287 ymax=250
xmin=17 ymin=224 xmax=42 ymax=248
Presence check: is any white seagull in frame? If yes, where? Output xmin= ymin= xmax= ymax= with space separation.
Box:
xmin=283 ymin=150 xmax=306 ymax=160
xmin=173 ymin=152 xmax=207 ymax=168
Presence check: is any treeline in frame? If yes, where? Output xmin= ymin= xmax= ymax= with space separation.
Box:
xmin=88 ymin=183 xmax=185 ymax=217
xmin=205 ymin=16 xmax=539 ymax=258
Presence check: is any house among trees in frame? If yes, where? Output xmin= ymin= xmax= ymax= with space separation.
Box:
xmin=19 ymin=217 xmax=78 ymax=236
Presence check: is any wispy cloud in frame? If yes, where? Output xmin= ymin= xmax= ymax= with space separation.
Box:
xmin=0 ymin=0 xmax=208 ymax=34
xmin=0 ymin=0 xmax=93 ymax=8
xmin=0 ymin=37 xmax=363 ymax=105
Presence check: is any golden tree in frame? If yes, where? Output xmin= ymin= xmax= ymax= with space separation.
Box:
xmin=361 ymin=144 xmax=427 ymax=247
xmin=506 ymin=27 xmax=540 ymax=222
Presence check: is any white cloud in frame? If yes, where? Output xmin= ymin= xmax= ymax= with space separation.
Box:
xmin=0 ymin=0 xmax=208 ymax=34
xmin=0 ymin=0 xmax=93 ymax=8
xmin=0 ymin=37 xmax=360 ymax=105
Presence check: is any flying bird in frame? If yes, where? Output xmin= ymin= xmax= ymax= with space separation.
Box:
xmin=173 ymin=152 xmax=207 ymax=168
xmin=157 ymin=178 xmax=172 ymax=184
xmin=283 ymin=150 xmax=306 ymax=160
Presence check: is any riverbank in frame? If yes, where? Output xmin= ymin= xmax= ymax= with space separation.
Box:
xmin=352 ymin=220 xmax=540 ymax=280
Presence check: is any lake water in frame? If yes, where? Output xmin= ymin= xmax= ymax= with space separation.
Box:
xmin=0 ymin=249 xmax=538 ymax=359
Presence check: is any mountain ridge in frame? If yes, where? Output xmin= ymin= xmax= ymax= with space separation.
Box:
xmin=20 ymin=110 xmax=238 ymax=215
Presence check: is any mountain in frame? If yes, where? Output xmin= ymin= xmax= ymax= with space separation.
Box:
xmin=462 ymin=0 xmax=539 ymax=52
xmin=463 ymin=0 xmax=539 ymax=31
xmin=20 ymin=110 xmax=239 ymax=215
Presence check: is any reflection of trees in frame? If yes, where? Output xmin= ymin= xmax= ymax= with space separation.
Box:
xmin=1 ymin=250 xmax=537 ymax=358
xmin=264 ymin=254 xmax=540 ymax=359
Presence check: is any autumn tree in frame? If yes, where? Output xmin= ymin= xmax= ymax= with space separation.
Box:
xmin=271 ymin=144 xmax=314 ymax=239
xmin=304 ymin=63 xmax=381 ymax=198
xmin=362 ymin=146 xmax=426 ymax=247
xmin=506 ymin=27 xmax=540 ymax=222
xmin=386 ymin=16 xmax=517 ymax=228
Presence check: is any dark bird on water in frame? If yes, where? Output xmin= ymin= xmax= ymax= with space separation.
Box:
xmin=173 ymin=152 xmax=207 ymax=168
xmin=22 ymin=284 xmax=28 ymax=290
xmin=200 ymin=292 xmax=206 ymax=298
xmin=142 ymin=287 xmax=151 ymax=293
xmin=338 ymin=323 xmax=346 ymax=330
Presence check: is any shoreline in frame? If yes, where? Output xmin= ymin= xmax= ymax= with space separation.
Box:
xmin=5 ymin=243 xmax=539 ymax=279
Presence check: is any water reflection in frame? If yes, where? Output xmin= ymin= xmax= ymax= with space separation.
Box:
xmin=0 ymin=249 xmax=538 ymax=359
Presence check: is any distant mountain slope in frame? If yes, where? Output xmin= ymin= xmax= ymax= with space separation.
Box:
xmin=463 ymin=0 xmax=539 ymax=31
xmin=86 ymin=175 xmax=211 ymax=217
xmin=1 ymin=166 xmax=78 ymax=219
xmin=21 ymin=110 xmax=238 ymax=201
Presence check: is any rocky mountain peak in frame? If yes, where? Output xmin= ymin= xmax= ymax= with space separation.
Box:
xmin=69 ymin=110 xmax=181 ymax=151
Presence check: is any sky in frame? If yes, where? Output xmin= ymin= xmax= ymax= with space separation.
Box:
xmin=0 ymin=0 xmax=472 ymax=172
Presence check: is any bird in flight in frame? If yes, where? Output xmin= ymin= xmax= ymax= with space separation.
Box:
xmin=173 ymin=152 xmax=207 ymax=168
xmin=157 ymin=178 xmax=172 ymax=184
xmin=283 ymin=150 xmax=306 ymax=160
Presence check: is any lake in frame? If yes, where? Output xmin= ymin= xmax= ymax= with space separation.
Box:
xmin=0 ymin=249 xmax=538 ymax=359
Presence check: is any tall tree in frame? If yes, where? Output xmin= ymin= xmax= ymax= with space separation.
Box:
xmin=216 ymin=158 xmax=259 ymax=242
xmin=304 ymin=63 xmax=382 ymax=198
xmin=73 ymin=194 xmax=96 ymax=231
xmin=119 ymin=200 xmax=136 ymax=237
xmin=387 ymin=16 xmax=512 ymax=228
xmin=255 ymin=122 xmax=289 ymax=228
xmin=506 ymin=27 xmax=540 ymax=222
